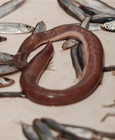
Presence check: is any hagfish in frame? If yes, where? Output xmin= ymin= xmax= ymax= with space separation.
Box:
xmin=13 ymin=24 xmax=104 ymax=106
xmin=101 ymin=20 xmax=115 ymax=32
xmin=57 ymin=0 xmax=85 ymax=21
xmin=0 ymin=76 xmax=14 ymax=87
xmin=0 ymin=22 xmax=34 ymax=34
xmin=0 ymin=0 xmax=25 ymax=18
xmin=73 ymin=0 xmax=115 ymax=15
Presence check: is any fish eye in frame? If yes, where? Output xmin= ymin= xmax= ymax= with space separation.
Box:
xmin=105 ymin=24 xmax=109 ymax=29
xmin=26 ymin=25 xmax=29 ymax=28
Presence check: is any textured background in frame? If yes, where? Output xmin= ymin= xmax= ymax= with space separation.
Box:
xmin=0 ymin=0 xmax=115 ymax=139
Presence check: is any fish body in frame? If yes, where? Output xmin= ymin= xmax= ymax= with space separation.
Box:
xmin=0 ymin=52 xmax=13 ymax=64
xmin=33 ymin=119 xmax=60 ymax=140
xmin=0 ymin=0 xmax=25 ymax=18
xmin=0 ymin=77 xmax=14 ymax=87
xmin=32 ymin=21 xmax=46 ymax=34
xmin=0 ymin=22 xmax=34 ymax=34
xmin=91 ymin=13 xmax=115 ymax=23
xmin=79 ymin=5 xmax=100 ymax=15
xmin=42 ymin=118 xmax=115 ymax=139
xmin=22 ymin=123 xmax=40 ymax=140
xmin=0 ymin=92 xmax=26 ymax=98
xmin=101 ymin=20 xmax=115 ymax=32
xmin=0 ymin=64 xmax=19 ymax=76
xmin=73 ymin=0 xmax=115 ymax=15
xmin=57 ymin=0 xmax=85 ymax=21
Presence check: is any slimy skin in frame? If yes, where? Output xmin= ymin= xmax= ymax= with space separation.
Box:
xmin=14 ymin=24 xmax=103 ymax=106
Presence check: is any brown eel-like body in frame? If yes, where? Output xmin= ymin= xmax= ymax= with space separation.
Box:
xmin=13 ymin=24 xmax=104 ymax=106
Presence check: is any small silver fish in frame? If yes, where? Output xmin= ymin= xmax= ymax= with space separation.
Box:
xmin=0 ymin=76 xmax=14 ymax=87
xmin=62 ymin=16 xmax=90 ymax=49
xmin=32 ymin=21 xmax=46 ymax=34
xmin=33 ymin=119 xmax=60 ymax=140
xmin=91 ymin=13 xmax=115 ymax=23
xmin=42 ymin=118 xmax=115 ymax=139
xmin=101 ymin=20 xmax=115 ymax=32
xmin=0 ymin=64 xmax=19 ymax=76
xmin=73 ymin=0 xmax=115 ymax=15
xmin=22 ymin=123 xmax=40 ymax=140
xmin=0 ymin=91 xmax=26 ymax=98
xmin=0 ymin=52 xmax=13 ymax=64
xmin=57 ymin=0 xmax=86 ymax=21
xmin=0 ymin=22 xmax=34 ymax=34
xmin=0 ymin=0 xmax=25 ymax=18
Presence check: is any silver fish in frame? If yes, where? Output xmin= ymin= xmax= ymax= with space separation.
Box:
xmin=0 ymin=0 xmax=25 ymax=18
xmin=0 ymin=76 xmax=14 ymax=87
xmin=62 ymin=39 xmax=79 ymax=50
xmin=101 ymin=20 xmax=115 ymax=32
xmin=0 ymin=22 xmax=46 ymax=75
xmin=42 ymin=118 xmax=115 ymax=139
xmin=62 ymin=16 xmax=90 ymax=53
xmin=33 ymin=119 xmax=60 ymax=140
xmin=0 ymin=64 xmax=19 ymax=76
xmin=79 ymin=5 xmax=100 ymax=15
xmin=57 ymin=0 xmax=86 ymax=21
xmin=22 ymin=123 xmax=40 ymax=140
xmin=73 ymin=0 xmax=115 ymax=15
xmin=0 ymin=22 xmax=34 ymax=34
xmin=0 ymin=36 xmax=7 ymax=42
xmin=0 ymin=52 xmax=13 ymax=64
xmin=0 ymin=91 xmax=26 ymax=98
xmin=70 ymin=44 xmax=83 ymax=79
xmin=32 ymin=21 xmax=46 ymax=34
xmin=91 ymin=13 xmax=115 ymax=23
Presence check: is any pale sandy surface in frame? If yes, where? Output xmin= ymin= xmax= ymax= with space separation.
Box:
xmin=0 ymin=0 xmax=115 ymax=140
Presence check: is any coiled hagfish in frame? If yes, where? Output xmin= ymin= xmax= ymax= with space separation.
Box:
xmin=13 ymin=24 xmax=104 ymax=106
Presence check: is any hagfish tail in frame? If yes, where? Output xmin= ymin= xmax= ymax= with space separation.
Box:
xmin=14 ymin=24 xmax=103 ymax=106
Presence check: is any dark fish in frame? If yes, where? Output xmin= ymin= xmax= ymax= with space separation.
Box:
xmin=0 ymin=91 xmax=26 ymax=98
xmin=70 ymin=43 xmax=83 ymax=79
xmin=73 ymin=0 xmax=115 ymax=15
xmin=64 ymin=17 xmax=90 ymax=78
xmin=91 ymin=13 xmax=115 ymax=23
xmin=79 ymin=5 xmax=100 ymax=15
xmin=57 ymin=0 xmax=86 ymax=21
